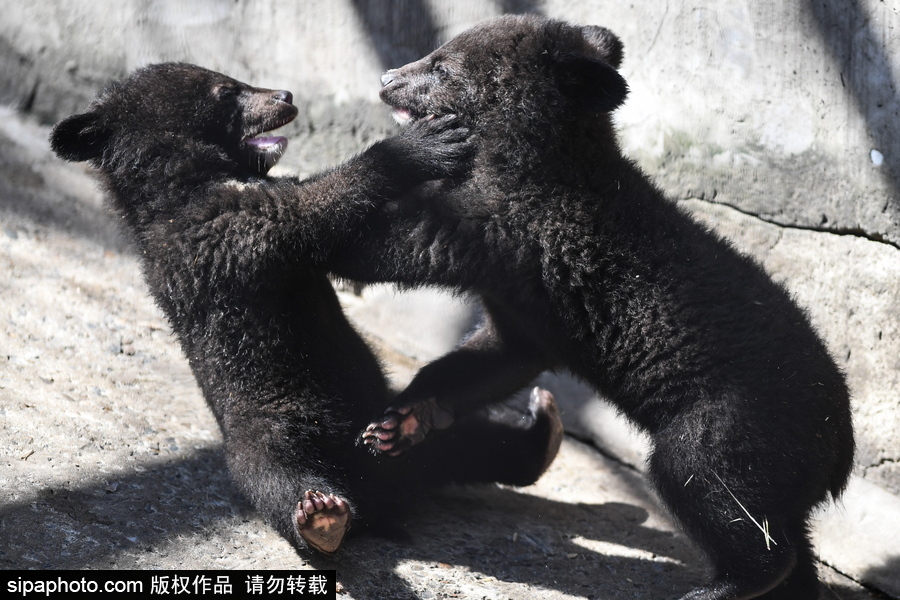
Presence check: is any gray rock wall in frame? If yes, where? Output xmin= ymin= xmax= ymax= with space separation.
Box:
xmin=597 ymin=1 xmax=900 ymax=246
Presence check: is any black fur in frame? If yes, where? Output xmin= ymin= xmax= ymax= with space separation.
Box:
xmin=338 ymin=16 xmax=855 ymax=599
xmin=49 ymin=62 xmax=563 ymax=555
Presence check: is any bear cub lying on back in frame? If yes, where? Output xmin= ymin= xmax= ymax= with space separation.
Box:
xmin=50 ymin=62 xmax=563 ymax=556
xmin=345 ymin=15 xmax=855 ymax=600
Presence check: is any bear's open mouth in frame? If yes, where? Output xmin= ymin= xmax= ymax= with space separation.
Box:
xmin=390 ymin=108 xmax=415 ymax=125
xmin=241 ymin=110 xmax=298 ymax=175
xmin=390 ymin=107 xmax=438 ymax=126
xmin=243 ymin=135 xmax=288 ymax=174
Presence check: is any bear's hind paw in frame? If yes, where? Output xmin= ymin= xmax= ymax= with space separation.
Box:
xmin=294 ymin=490 xmax=351 ymax=556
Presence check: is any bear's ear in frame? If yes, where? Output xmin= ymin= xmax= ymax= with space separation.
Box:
xmin=50 ymin=112 xmax=111 ymax=162
xmin=581 ymin=26 xmax=624 ymax=69
xmin=555 ymin=54 xmax=629 ymax=114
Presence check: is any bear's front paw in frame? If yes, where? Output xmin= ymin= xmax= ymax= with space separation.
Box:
xmin=359 ymin=398 xmax=454 ymax=456
xmin=405 ymin=114 xmax=474 ymax=179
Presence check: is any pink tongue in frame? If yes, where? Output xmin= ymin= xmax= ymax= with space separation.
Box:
xmin=391 ymin=109 xmax=413 ymax=124
xmin=245 ymin=136 xmax=288 ymax=174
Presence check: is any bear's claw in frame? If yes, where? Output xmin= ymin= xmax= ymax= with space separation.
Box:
xmin=360 ymin=398 xmax=454 ymax=456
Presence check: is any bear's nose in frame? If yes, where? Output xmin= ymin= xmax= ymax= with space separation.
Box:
xmin=380 ymin=71 xmax=396 ymax=87
xmin=274 ymin=90 xmax=293 ymax=105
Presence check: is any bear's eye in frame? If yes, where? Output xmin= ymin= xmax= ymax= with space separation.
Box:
xmin=213 ymin=84 xmax=238 ymax=100
xmin=434 ymin=63 xmax=451 ymax=79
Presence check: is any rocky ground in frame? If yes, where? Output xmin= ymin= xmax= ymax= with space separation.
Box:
xmin=0 ymin=106 xmax=886 ymax=599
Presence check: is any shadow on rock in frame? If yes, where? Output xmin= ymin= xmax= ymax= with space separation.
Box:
xmin=1 ymin=444 xmax=702 ymax=597
xmin=313 ymin=484 xmax=708 ymax=600
xmin=0 ymin=449 xmax=253 ymax=569
xmin=858 ymin=555 xmax=900 ymax=599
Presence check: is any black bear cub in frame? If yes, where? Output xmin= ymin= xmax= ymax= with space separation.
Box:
xmin=50 ymin=62 xmax=563 ymax=556
xmin=350 ymin=15 xmax=855 ymax=600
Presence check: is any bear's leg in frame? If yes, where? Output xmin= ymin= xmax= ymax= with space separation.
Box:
xmin=470 ymin=387 xmax=564 ymax=486
xmin=752 ymin=539 xmax=819 ymax=600
xmin=648 ymin=423 xmax=819 ymax=600
xmin=361 ymin=316 xmax=546 ymax=456
xmin=676 ymin=542 xmax=818 ymax=600
xmin=664 ymin=486 xmax=804 ymax=600
xmin=223 ymin=415 xmax=358 ymax=556
xmin=294 ymin=490 xmax=352 ymax=556
xmin=412 ymin=387 xmax=564 ymax=487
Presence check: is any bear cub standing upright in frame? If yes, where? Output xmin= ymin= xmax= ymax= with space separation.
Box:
xmin=347 ymin=15 xmax=855 ymax=600
xmin=50 ymin=62 xmax=563 ymax=556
